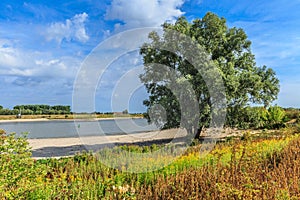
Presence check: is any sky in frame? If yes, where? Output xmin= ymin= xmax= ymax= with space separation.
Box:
xmin=0 ymin=0 xmax=300 ymax=112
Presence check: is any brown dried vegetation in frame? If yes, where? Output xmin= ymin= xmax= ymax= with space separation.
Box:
xmin=137 ymin=138 xmax=300 ymax=199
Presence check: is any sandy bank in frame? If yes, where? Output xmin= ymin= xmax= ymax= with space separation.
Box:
xmin=28 ymin=128 xmax=188 ymax=159
xmin=27 ymin=127 xmax=258 ymax=159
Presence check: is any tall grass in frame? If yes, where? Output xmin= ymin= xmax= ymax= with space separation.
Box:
xmin=0 ymin=129 xmax=299 ymax=199
xmin=137 ymin=136 xmax=300 ymax=199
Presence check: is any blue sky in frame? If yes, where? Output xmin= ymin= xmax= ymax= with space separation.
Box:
xmin=0 ymin=0 xmax=300 ymax=112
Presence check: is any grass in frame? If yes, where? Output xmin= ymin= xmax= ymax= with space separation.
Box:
xmin=137 ymin=135 xmax=300 ymax=199
xmin=0 ymin=128 xmax=299 ymax=199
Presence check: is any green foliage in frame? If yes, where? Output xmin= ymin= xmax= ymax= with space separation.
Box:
xmin=0 ymin=104 xmax=72 ymax=115
xmin=140 ymin=12 xmax=279 ymax=133
xmin=0 ymin=128 xmax=299 ymax=199
xmin=266 ymin=106 xmax=286 ymax=129
xmin=0 ymin=129 xmax=42 ymax=199
xmin=226 ymin=106 xmax=266 ymax=129
xmin=0 ymin=108 xmax=18 ymax=115
xmin=11 ymin=104 xmax=71 ymax=115
xmin=227 ymin=106 xmax=287 ymax=129
xmin=122 ymin=109 xmax=129 ymax=114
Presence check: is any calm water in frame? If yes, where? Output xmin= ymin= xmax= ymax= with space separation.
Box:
xmin=0 ymin=118 xmax=158 ymax=139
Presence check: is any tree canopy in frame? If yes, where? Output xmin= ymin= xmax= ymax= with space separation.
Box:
xmin=139 ymin=12 xmax=279 ymax=136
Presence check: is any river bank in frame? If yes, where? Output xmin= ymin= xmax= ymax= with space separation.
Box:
xmin=28 ymin=128 xmax=187 ymax=158
xmin=28 ymin=127 xmax=260 ymax=159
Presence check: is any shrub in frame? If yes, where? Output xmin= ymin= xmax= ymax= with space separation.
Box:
xmin=267 ymin=106 xmax=286 ymax=129
xmin=227 ymin=106 xmax=268 ymax=129
xmin=0 ymin=129 xmax=39 ymax=199
xmin=227 ymin=106 xmax=287 ymax=129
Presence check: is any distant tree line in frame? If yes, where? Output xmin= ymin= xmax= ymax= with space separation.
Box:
xmin=0 ymin=104 xmax=71 ymax=115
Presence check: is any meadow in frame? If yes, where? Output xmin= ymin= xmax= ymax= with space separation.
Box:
xmin=0 ymin=125 xmax=299 ymax=199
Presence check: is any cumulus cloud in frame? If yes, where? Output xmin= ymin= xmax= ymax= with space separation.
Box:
xmin=0 ymin=42 xmax=80 ymax=85
xmin=45 ymin=13 xmax=89 ymax=44
xmin=105 ymin=0 xmax=185 ymax=30
xmin=0 ymin=40 xmax=24 ymax=68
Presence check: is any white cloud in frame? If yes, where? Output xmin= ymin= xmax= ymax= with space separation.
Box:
xmin=0 ymin=42 xmax=27 ymax=70
xmin=0 ymin=42 xmax=80 ymax=82
xmin=105 ymin=0 xmax=185 ymax=30
xmin=45 ymin=13 xmax=89 ymax=44
xmin=34 ymin=58 xmax=78 ymax=78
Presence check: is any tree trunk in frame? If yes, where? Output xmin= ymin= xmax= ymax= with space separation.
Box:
xmin=194 ymin=126 xmax=203 ymax=140
xmin=185 ymin=126 xmax=203 ymax=143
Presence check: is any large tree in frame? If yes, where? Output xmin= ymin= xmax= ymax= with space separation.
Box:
xmin=140 ymin=12 xmax=279 ymax=137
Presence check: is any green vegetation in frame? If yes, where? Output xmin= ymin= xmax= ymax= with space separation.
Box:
xmin=0 ymin=130 xmax=41 ymax=198
xmin=284 ymin=108 xmax=300 ymax=122
xmin=140 ymin=12 xmax=279 ymax=137
xmin=0 ymin=106 xmax=144 ymax=120
xmin=227 ymin=105 xmax=288 ymax=129
xmin=0 ymin=12 xmax=299 ymax=199
xmin=14 ymin=104 xmax=71 ymax=115
xmin=0 ymin=104 xmax=71 ymax=115
xmin=0 ymin=127 xmax=299 ymax=199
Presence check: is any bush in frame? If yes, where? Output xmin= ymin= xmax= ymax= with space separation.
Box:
xmin=0 ymin=129 xmax=39 ymax=199
xmin=227 ymin=106 xmax=268 ymax=129
xmin=266 ymin=106 xmax=287 ymax=129
xmin=226 ymin=106 xmax=287 ymax=130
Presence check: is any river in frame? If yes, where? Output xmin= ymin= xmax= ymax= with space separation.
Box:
xmin=0 ymin=118 xmax=158 ymax=139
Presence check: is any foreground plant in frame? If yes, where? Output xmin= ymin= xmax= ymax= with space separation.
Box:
xmin=0 ymin=128 xmax=299 ymax=199
xmin=0 ymin=129 xmax=43 ymax=199
xmin=136 ymin=136 xmax=300 ymax=199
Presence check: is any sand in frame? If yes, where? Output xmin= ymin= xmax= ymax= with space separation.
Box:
xmin=28 ymin=128 xmax=188 ymax=159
